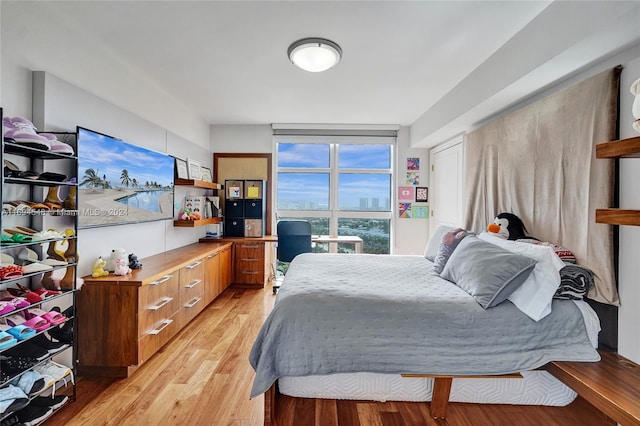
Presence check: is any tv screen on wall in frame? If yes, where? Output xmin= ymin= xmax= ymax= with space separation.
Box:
xmin=77 ymin=126 xmax=175 ymax=229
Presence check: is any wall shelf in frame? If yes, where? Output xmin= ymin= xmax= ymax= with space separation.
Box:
xmin=595 ymin=136 xmax=640 ymax=226
xmin=173 ymin=217 xmax=222 ymax=227
xmin=174 ymin=178 xmax=221 ymax=190
xmin=596 ymin=136 xmax=640 ymax=158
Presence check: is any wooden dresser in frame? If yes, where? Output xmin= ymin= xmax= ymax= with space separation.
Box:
xmin=200 ymin=236 xmax=276 ymax=288
xmin=77 ymin=242 xmax=232 ymax=377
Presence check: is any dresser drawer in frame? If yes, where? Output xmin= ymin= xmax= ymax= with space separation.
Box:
xmin=138 ymin=273 xmax=180 ymax=313
xmin=178 ymin=294 xmax=205 ymax=328
xmin=138 ymin=312 xmax=181 ymax=365
xmin=138 ymin=294 xmax=181 ymax=340
xmin=180 ymin=259 xmax=204 ymax=304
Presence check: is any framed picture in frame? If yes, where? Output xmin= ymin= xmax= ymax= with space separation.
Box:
xmin=175 ymin=158 xmax=189 ymax=180
xmin=415 ymin=186 xmax=428 ymax=202
xmin=398 ymin=186 xmax=414 ymax=201
xmin=399 ymin=202 xmax=412 ymax=219
xmin=201 ymin=167 xmax=213 ymax=182
xmin=407 ymin=157 xmax=420 ymax=170
xmin=187 ymin=158 xmax=202 ymax=180
xmin=413 ymin=206 xmax=429 ymax=219
xmin=406 ymin=171 xmax=419 ymax=185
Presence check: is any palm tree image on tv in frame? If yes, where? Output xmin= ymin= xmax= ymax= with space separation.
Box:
xmin=77 ymin=128 xmax=175 ymax=228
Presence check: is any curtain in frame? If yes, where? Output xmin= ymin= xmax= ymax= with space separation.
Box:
xmin=464 ymin=67 xmax=621 ymax=305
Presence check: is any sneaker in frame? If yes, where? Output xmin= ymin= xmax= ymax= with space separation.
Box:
xmin=31 ymin=333 xmax=67 ymax=355
xmin=15 ymin=405 xmax=54 ymax=426
xmin=33 ymin=360 xmax=74 ymax=396
xmin=10 ymin=370 xmax=45 ymax=396
xmin=2 ymin=117 xmax=51 ymax=150
xmin=0 ymin=384 xmax=29 ymax=416
xmin=30 ymin=395 xmax=68 ymax=410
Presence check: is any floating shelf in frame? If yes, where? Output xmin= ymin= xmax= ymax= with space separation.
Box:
xmin=595 ymin=136 xmax=640 ymax=159
xmin=596 ymin=209 xmax=640 ymax=227
xmin=173 ymin=217 xmax=222 ymax=227
xmin=174 ymin=178 xmax=221 ymax=189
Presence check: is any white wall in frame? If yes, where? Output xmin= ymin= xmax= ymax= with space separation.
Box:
xmin=211 ymin=125 xmax=429 ymax=254
xmin=3 ymin=70 xmax=212 ymax=278
xmin=617 ymin=57 xmax=640 ymax=364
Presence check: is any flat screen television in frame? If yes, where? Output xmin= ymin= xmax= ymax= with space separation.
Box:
xmin=77 ymin=126 xmax=175 ymax=229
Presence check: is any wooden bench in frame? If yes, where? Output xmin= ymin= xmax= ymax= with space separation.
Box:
xmin=545 ymin=349 xmax=640 ymax=425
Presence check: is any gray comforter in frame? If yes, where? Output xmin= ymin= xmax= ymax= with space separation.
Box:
xmin=249 ymin=254 xmax=599 ymax=398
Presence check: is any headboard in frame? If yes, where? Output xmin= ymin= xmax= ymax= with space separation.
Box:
xmin=463 ymin=67 xmax=621 ymax=307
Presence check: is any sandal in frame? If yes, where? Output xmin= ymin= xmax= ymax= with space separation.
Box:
xmin=0 ymin=265 xmax=24 ymax=280
xmin=6 ymin=313 xmax=50 ymax=332
xmin=0 ymin=301 xmax=16 ymax=316
xmin=0 ymin=323 xmax=36 ymax=341
xmin=0 ymin=295 xmax=30 ymax=309
xmin=0 ymin=330 xmax=18 ymax=349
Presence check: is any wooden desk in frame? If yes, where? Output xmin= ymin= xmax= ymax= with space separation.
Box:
xmin=312 ymin=235 xmax=364 ymax=253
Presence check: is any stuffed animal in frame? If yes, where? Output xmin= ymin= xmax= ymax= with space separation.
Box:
xmin=105 ymin=248 xmax=128 ymax=272
xmin=114 ymin=256 xmax=132 ymax=276
xmin=486 ymin=212 xmax=535 ymax=240
xmin=91 ymin=257 xmax=109 ymax=278
xmin=128 ymin=253 xmax=143 ymax=270
xmin=631 ymin=77 xmax=640 ymax=133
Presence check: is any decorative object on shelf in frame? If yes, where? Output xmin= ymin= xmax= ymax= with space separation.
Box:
xmin=631 ymin=77 xmax=640 ymax=133
xmin=201 ymin=167 xmax=212 ymax=182
xmin=128 ymin=253 xmax=142 ymax=270
xmin=114 ymin=256 xmax=132 ymax=276
xmin=105 ymin=248 xmax=128 ymax=272
xmin=186 ymin=158 xmax=202 ymax=180
xmin=175 ymin=157 xmax=189 ymax=179
xmin=91 ymin=257 xmax=109 ymax=278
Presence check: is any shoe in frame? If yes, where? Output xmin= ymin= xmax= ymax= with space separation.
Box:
xmin=2 ymin=117 xmax=51 ymax=150
xmin=0 ymin=324 xmax=36 ymax=341
xmin=30 ymin=394 xmax=68 ymax=410
xmin=0 ymin=354 xmax=39 ymax=375
xmin=3 ymin=340 xmax=49 ymax=361
xmin=0 ymin=413 xmax=20 ymax=426
xmin=31 ymin=333 xmax=67 ymax=354
xmin=0 ymin=330 xmax=18 ymax=350
xmin=10 ymin=370 xmax=46 ymax=395
xmin=0 ymin=384 xmax=29 ymax=416
xmin=33 ymin=361 xmax=74 ymax=397
xmin=39 ymin=133 xmax=74 ymax=155
xmin=15 ymin=405 xmax=54 ymax=426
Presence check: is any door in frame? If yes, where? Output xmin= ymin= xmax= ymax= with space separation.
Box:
xmin=429 ymin=136 xmax=464 ymax=239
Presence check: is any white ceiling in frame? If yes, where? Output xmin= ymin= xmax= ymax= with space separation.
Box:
xmin=3 ymin=1 xmax=640 ymax=148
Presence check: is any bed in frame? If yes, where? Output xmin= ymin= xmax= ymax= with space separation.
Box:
xmin=249 ymin=237 xmax=601 ymax=421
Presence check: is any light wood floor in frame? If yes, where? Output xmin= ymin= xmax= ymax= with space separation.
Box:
xmin=46 ymin=286 xmax=615 ymax=426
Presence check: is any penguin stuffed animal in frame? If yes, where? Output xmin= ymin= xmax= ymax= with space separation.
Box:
xmin=486 ymin=212 xmax=535 ymax=240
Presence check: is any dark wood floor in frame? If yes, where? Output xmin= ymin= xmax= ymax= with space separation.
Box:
xmin=46 ymin=285 xmax=616 ymax=425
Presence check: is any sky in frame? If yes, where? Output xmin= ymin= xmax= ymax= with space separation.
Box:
xmin=77 ymin=127 xmax=174 ymax=188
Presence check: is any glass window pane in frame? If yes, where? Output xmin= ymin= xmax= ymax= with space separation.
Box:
xmin=338 ymin=144 xmax=390 ymax=169
xmin=277 ymin=173 xmax=329 ymax=210
xmin=278 ymin=143 xmax=330 ymax=168
xmin=338 ymin=173 xmax=390 ymax=211
xmin=338 ymin=218 xmax=390 ymax=254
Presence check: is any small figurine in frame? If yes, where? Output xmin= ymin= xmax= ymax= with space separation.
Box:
xmin=114 ymin=256 xmax=132 ymax=276
xmin=91 ymin=256 xmax=109 ymax=278
xmin=128 ymin=253 xmax=143 ymax=270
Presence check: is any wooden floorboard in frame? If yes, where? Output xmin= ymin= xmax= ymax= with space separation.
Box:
xmin=46 ymin=286 xmax=616 ymax=425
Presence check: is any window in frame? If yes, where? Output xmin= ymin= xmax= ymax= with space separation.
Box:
xmin=275 ymin=134 xmax=394 ymax=254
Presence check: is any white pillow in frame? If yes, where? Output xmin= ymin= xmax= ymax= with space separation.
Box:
xmin=423 ymin=225 xmax=454 ymax=261
xmin=478 ymin=232 xmax=565 ymax=321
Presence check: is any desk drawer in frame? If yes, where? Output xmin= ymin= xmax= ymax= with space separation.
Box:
xmin=138 ymin=312 xmax=180 ymax=365
xmin=138 ymin=294 xmax=180 ymax=340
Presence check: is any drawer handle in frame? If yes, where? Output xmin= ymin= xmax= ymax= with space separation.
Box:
xmin=148 ymin=296 xmax=173 ymax=311
xmin=147 ymin=319 xmax=173 ymax=335
xmin=149 ymin=275 xmax=173 ymax=286
xmin=184 ymin=297 xmax=202 ymax=309
xmin=185 ymin=279 xmax=202 ymax=289
xmin=240 ymin=245 xmax=260 ymax=248
xmin=206 ymin=254 xmax=218 ymax=259
xmin=240 ymin=258 xmax=258 ymax=262
xmin=241 ymin=271 xmax=260 ymax=275
xmin=185 ymin=261 xmax=202 ymax=269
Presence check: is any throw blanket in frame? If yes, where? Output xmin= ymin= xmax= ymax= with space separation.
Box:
xmin=556 ymin=263 xmax=595 ymax=300
xmin=249 ymin=254 xmax=600 ymax=398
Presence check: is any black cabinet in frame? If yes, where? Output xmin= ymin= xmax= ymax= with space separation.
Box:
xmin=224 ymin=180 xmax=266 ymax=237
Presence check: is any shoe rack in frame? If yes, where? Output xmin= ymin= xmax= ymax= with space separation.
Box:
xmin=1 ymin=108 xmax=78 ymax=419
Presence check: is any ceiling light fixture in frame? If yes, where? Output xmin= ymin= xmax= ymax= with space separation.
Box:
xmin=287 ymin=38 xmax=342 ymax=73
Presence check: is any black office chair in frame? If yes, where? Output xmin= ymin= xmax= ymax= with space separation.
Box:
xmin=273 ymin=220 xmax=312 ymax=293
